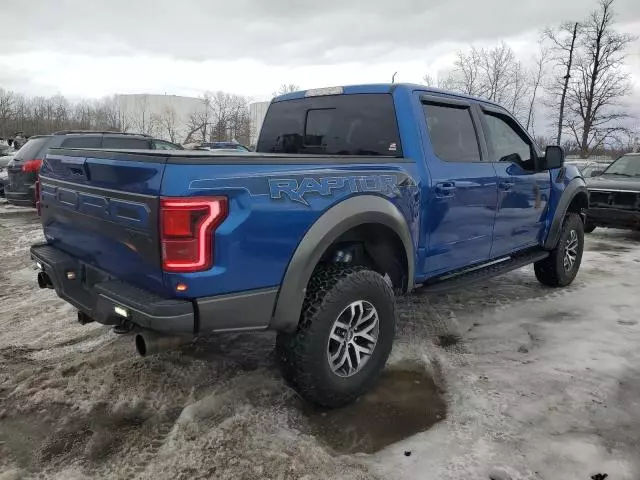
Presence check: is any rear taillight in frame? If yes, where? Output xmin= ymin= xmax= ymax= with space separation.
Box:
xmin=22 ymin=159 xmax=43 ymax=173
xmin=160 ymin=197 xmax=228 ymax=273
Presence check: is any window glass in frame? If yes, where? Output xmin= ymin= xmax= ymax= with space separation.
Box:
xmin=60 ymin=136 xmax=101 ymax=148
xmin=483 ymin=113 xmax=532 ymax=163
xmin=423 ymin=103 xmax=481 ymax=162
xmin=304 ymin=109 xmax=334 ymax=147
xmin=603 ymin=155 xmax=640 ymax=177
xmin=102 ymin=137 xmax=150 ymax=149
xmin=153 ymin=140 xmax=179 ymax=150
xmin=14 ymin=136 xmax=50 ymax=160
xmin=257 ymin=94 xmax=402 ymax=156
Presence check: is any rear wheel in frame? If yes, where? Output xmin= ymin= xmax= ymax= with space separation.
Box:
xmin=535 ymin=213 xmax=584 ymax=287
xmin=276 ymin=265 xmax=395 ymax=408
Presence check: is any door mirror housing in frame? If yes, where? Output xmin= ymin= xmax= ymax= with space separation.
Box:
xmin=542 ymin=145 xmax=565 ymax=170
xmin=590 ymin=170 xmax=603 ymax=177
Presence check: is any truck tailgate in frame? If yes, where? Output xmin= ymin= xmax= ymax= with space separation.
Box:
xmin=39 ymin=150 xmax=168 ymax=295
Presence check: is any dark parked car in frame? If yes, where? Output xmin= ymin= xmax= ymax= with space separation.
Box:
xmin=5 ymin=131 xmax=182 ymax=207
xmin=585 ymin=153 xmax=640 ymax=232
xmin=199 ymin=141 xmax=251 ymax=152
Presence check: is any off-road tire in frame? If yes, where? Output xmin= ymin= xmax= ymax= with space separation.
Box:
xmin=535 ymin=213 xmax=584 ymax=287
xmin=276 ymin=265 xmax=395 ymax=408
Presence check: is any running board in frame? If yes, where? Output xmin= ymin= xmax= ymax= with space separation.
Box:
xmin=419 ymin=249 xmax=550 ymax=294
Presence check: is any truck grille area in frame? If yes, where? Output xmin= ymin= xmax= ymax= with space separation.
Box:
xmin=589 ymin=190 xmax=640 ymax=210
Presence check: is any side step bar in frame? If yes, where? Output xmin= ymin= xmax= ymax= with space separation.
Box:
xmin=419 ymin=249 xmax=550 ymax=294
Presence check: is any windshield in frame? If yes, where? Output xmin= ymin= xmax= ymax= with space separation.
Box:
xmin=602 ymin=155 xmax=640 ymax=177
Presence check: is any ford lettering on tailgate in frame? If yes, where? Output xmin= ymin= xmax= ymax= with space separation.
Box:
xmin=40 ymin=180 xmax=151 ymax=230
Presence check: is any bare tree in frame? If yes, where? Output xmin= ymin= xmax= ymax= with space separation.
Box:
xmin=508 ymin=61 xmax=530 ymax=121
xmin=129 ymin=95 xmax=158 ymax=136
xmin=443 ymin=43 xmax=529 ymax=121
xmin=183 ymin=111 xmax=207 ymax=145
xmin=96 ymin=96 xmax=129 ymax=132
xmin=0 ymin=89 xmax=15 ymax=137
xmin=272 ymin=83 xmax=300 ymax=97
xmin=544 ymin=22 xmax=581 ymax=144
xmin=421 ymin=74 xmax=436 ymax=87
xmin=155 ymin=106 xmax=180 ymax=143
xmin=566 ymin=0 xmax=635 ymax=157
xmin=478 ymin=43 xmax=515 ymax=103
xmin=443 ymin=47 xmax=483 ymax=95
xmin=526 ymin=46 xmax=549 ymax=132
xmin=208 ymin=91 xmax=251 ymax=143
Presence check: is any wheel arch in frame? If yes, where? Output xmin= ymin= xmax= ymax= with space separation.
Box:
xmin=544 ymin=177 xmax=588 ymax=249
xmin=270 ymin=195 xmax=415 ymax=332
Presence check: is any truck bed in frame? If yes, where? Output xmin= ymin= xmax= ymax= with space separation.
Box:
xmin=49 ymin=148 xmax=404 ymax=165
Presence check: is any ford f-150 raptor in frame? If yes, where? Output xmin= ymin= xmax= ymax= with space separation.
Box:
xmin=30 ymin=84 xmax=588 ymax=407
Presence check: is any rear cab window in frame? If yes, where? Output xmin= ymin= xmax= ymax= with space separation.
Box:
xmin=257 ymin=93 xmax=402 ymax=156
xmin=422 ymin=102 xmax=481 ymax=162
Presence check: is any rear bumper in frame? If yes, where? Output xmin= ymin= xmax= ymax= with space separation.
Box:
xmin=588 ymin=207 xmax=640 ymax=230
xmin=5 ymin=185 xmax=36 ymax=207
xmin=30 ymin=243 xmax=276 ymax=335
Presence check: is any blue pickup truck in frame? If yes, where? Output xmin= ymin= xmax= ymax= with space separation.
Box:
xmin=31 ymin=84 xmax=588 ymax=407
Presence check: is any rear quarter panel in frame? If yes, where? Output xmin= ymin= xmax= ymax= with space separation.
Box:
xmin=160 ymin=161 xmax=421 ymax=298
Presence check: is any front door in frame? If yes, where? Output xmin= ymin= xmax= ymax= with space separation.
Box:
xmin=478 ymin=105 xmax=551 ymax=257
xmin=419 ymin=95 xmax=499 ymax=276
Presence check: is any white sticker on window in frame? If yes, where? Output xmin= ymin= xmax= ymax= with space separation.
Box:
xmin=389 ymin=142 xmax=397 ymax=152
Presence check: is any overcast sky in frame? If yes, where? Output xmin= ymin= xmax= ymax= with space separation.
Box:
xmin=0 ymin=0 xmax=639 ymax=106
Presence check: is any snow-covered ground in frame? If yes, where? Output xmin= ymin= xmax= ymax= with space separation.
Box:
xmin=1 ymin=199 xmax=639 ymax=480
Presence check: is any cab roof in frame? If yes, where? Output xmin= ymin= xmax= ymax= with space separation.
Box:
xmin=272 ymin=83 xmax=502 ymax=108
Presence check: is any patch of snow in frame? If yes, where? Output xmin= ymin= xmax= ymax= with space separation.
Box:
xmin=1 ymin=212 xmax=640 ymax=479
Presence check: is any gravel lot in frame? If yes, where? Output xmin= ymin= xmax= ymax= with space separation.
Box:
xmin=1 ymin=199 xmax=639 ymax=480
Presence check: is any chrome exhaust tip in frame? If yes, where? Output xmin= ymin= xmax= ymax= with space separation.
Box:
xmin=134 ymin=331 xmax=189 ymax=357
xmin=37 ymin=271 xmax=53 ymax=289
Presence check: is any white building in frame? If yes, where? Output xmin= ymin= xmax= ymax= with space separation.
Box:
xmin=249 ymin=101 xmax=270 ymax=147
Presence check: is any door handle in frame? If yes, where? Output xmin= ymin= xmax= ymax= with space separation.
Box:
xmin=499 ymin=181 xmax=514 ymax=192
xmin=435 ymin=182 xmax=456 ymax=198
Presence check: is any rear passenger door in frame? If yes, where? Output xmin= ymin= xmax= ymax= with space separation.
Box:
xmin=420 ymin=95 xmax=498 ymax=275
xmin=478 ymin=105 xmax=551 ymax=257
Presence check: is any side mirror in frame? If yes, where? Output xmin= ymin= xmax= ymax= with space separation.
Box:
xmin=590 ymin=170 xmax=603 ymax=177
xmin=543 ymin=145 xmax=565 ymax=170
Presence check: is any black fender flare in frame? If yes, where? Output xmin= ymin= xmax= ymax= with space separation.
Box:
xmin=270 ymin=195 xmax=415 ymax=332
xmin=543 ymin=177 xmax=588 ymax=249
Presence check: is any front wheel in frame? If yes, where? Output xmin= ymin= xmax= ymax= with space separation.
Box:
xmin=535 ymin=213 xmax=584 ymax=287
xmin=276 ymin=265 xmax=395 ymax=408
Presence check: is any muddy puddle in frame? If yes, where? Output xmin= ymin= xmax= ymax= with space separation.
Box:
xmin=301 ymin=365 xmax=447 ymax=454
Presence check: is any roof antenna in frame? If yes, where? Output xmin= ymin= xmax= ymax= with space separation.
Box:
xmin=391 ymin=72 xmax=398 ymax=83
